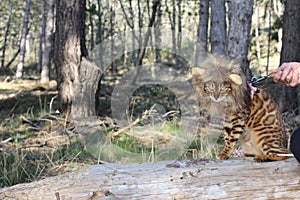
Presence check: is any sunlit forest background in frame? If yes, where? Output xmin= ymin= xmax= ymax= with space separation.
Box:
xmin=0 ymin=0 xmax=300 ymax=187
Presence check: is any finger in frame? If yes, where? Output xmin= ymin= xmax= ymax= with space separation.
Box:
xmin=285 ymin=70 xmax=294 ymax=83
xmin=290 ymin=70 xmax=300 ymax=87
xmin=279 ymin=65 xmax=292 ymax=82
xmin=271 ymin=66 xmax=282 ymax=73
xmin=272 ymin=71 xmax=282 ymax=82
xmin=273 ymin=63 xmax=288 ymax=72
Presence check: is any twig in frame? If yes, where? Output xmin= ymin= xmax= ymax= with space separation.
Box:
xmin=49 ymin=95 xmax=57 ymax=113
xmin=109 ymin=109 xmax=153 ymax=139
xmin=21 ymin=116 xmax=41 ymax=128
xmin=1 ymin=137 xmax=12 ymax=144
xmin=55 ymin=192 xmax=60 ymax=200
xmin=109 ymin=115 xmax=143 ymax=138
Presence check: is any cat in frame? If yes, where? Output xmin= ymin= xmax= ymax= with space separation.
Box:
xmin=192 ymin=55 xmax=289 ymax=162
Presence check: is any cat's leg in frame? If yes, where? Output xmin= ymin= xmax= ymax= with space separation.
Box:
xmin=255 ymin=148 xmax=289 ymax=162
xmin=240 ymin=130 xmax=256 ymax=157
xmin=217 ymin=113 xmax=245 ymax=160
xmin=255 ymin=153 xmax=289 ymax=162
xmin=255 ymin=138 xmax=289 ymax=162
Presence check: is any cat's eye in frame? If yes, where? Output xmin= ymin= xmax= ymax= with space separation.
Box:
xmin=206 ymin=84 xmax=215 ymax=91
xmin=220 ymin=85 xmax=227 ymax=92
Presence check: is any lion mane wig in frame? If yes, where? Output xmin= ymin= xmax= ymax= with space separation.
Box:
xmin=192 ymin=55 xmax=251 ymax=114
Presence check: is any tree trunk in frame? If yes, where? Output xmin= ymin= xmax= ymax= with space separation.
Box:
xmin=278 ymin=0 xmax=300 ymax=113
xmin=195 ymin=0 xmax=209 ymax=67
xmin=210 ymin=0 xmax=226 ymax=55
xmin=155 ymin=3 xmax=162 ymax=63
xmin=274 ymin=0 xmax=284 ymax=53
xmin=110 ymin=1 xmax=117 ymax=74
xmin=96 ymin=0 xmax=102 ymax=44
xmin=254 ymin=1 xmax=261 ymax=61
xmin=176 ymin=0 xmax=182 ymax=57
xmin=1 ymin=158 xmax=299 ymax=199
xmin=40 ymin=0 xmax=55 ymax=83
xmin=137 ymin=0 xmax=144 ymax=66
xmin=16 ymin=0 xmax=31 ymax=78
xmin=130 ymin=0 xmax=161 ymax=85
xmin=280 ymin=0 xmax=300 ymax=63
xmin=54 ymin=0 xmax=102 ymax=118
xmin=266 ymin=2 xmax=273 ymax=75
xmin=227 ymin=0 xmax=254 ymax=79
xmin=0 ymin=2 xmax=14 ymax=69
xmin=129 ymin=0 xmax=137 ymax=65
xmin=37 ymin=0 xmax=46 ymax=73
xmin=88 ymin=0 xmax=95 ymax=52
xmin=3 ymin=49 xmax=20 ymax=69
xmin=165 ymin=0 xmax=177 ymax=57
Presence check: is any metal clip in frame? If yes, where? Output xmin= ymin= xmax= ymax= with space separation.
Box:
xmin=251 ymin=74 xmax=272 ymax=84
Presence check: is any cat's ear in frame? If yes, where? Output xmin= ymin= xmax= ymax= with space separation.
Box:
xmin=229 ymin=74 xmax=242 ymax=85
xmin=192 ymin=68 xmax=205 ymax=78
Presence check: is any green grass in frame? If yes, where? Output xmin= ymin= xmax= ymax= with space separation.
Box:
xmin=92 ymin=120 xmax=224 ymax=163
xmin=0 ymin=134 xmax=95 ymax=187
xmin=0 ymin=89 xmax=97 ymax=187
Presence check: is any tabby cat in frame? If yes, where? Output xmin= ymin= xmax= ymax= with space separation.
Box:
xmin=192 ymin=55 xmax=289 ymax=162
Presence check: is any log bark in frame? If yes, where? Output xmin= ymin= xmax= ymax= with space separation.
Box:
xmin=1 ymin=158 xmax=300 ymax=199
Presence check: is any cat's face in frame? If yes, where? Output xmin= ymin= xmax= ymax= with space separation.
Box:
xmin=192 ymin=55 xmax=250 ymax=113
xmin=192 ymin=67 xmax=241 ymax=104
xmin=203 ymin=82 xmax=232 ymax=103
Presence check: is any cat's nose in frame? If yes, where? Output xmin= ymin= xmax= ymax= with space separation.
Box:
xmin=214 ymin=93 xmax=220 ymax=99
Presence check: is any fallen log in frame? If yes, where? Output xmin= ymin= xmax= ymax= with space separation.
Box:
xmin=1 ymin=158 xmax=300 ymax=199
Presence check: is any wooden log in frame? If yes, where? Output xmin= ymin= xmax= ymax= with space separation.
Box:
xmin=1 ymin=158 xmax=300 ymax=199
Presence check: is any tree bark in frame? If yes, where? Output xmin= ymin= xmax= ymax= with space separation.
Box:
xmin=54 ymin=0 xmax=101 ymax=118
xmin=176 ymin=0 xmax=182 ymax=57
xmin=3 ymin=49 xmax=20 ymax=69
xmin=165 ymin=0 xmax=177 ymax=57
xmin=254 ymin=1 xmax=261 ymax=61
xmin=154 ymin=3 xmax=162 ymax=63
xmin=210 ymin=0 xmax=226 ymax=55
xmin=88 ymin=0 xmax=95 ymax=52
xmin=110 ymin=1 xmax=116 ymax=74
xmin=129 ymin=0 xmax=138 ymax=65
xmin=16 ymin=0 xmax=31 ymax=78
xmin=1 ymin=158 xmax=299 ymax=199
xmin=227 ymin=0 xmax=254 ymax=79
xmin=40 ymin=0 xmax=55 ymax=83
xmin=280 ymin=0 xmax=300 ymax=64
xmin=278 ymin=0 xmax=300 ymax=113
xmin=96 ymin=0 xmax=102 ymax=44
xmin=195 ymin=0 xmax=209 ymax=67
xmin=0 ymin=2 xmax=14 ymax=69
xmin=37 ymin=0 xmax=46 ymax=73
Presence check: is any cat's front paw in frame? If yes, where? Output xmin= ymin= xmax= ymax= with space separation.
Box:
xmin=217 ymin=152 xmax=230 ymax=160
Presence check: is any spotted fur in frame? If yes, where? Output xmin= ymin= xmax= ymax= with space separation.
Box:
xmin=192 ymin=55 xmax=288 ymax=162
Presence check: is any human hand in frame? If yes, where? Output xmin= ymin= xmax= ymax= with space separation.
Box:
xmin=270 ymin=62 xmax=300 ymax=87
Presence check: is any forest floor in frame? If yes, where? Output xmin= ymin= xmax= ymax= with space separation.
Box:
xmin=0 ymin=77 xmax=203 ymax=187
xmin=0 ymin=78 xmax=103 ymax=187
xmin=1 ymin=72 xmax=300 ymax=188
